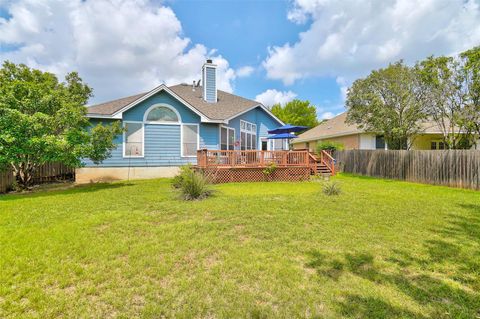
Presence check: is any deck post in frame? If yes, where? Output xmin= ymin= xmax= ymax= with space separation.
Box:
xmin=197 ymin=149 xmax=207 ymax=168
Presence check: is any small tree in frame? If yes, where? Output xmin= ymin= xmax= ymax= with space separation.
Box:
xmin=460 ymin=46 xmax=480 ymax=148
xmin=346 ymin=61 xmax=426 ymax=149
xmin=271 ymin=99 xmax=319 ymax=128
xmin=0 ymin=61 xmax=122 ymax=189
xmin=415 ymin=55 xmax=472 ymax=149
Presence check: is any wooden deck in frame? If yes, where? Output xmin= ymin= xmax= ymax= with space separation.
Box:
xmin=196 ymin=149 xmax=334 ymax=183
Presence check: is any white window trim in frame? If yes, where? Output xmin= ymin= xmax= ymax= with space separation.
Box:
xmin=181 ymin=123 xmax=200 ymax=158
xmin=240 ymin=120 xmax=257 ymax=150
xmin=240 ymin=120 xmax=256 ymax=133
xmin=143 ymin=103 xmax=182 ymax=125
xmin=219 ymin=125 xmax=235 ymax=150
xmin=123 ymin=121 xmax=144 ymax=158
xmin=431 ymin=139 xmax=445 ymax=150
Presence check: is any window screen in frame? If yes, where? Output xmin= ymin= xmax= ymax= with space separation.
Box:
xmin=375 ymin=135 xmax=386 ymax=149
xmin=124 ymin=122 xmax=143 ymax=157
xmin=221 ymin=127 xmax=234 ymax=150
xmin=146 ymin=106 xmax=179 ymax=122
xmin=182 ymin=125 xmax=198 ymax=156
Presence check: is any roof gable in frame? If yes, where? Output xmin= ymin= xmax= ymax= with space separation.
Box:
xmin=86 ymin=83 xmax=283 ymax=124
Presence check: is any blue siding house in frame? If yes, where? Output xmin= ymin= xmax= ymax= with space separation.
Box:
xmin=79 ymin=59 xmax=283 ymax=182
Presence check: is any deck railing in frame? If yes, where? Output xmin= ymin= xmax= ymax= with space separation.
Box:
xmin=196 ymin=149 xmax=311 ymax=168
xmin=320 ymin=150 xmax=335 ymax=175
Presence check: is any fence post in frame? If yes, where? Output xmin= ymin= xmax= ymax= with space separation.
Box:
xmin=335 ymin=149 xmax=479 ymax=190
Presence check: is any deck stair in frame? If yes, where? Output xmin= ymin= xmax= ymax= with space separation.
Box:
xmin=308 ymin=151 xmax=335 ymax=176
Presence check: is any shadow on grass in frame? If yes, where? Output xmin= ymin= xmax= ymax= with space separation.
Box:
xmin=338 ymin=294 xmax=426 ymax=319
xmin=338 ymin=173 xmax=397 ymax=182
xmin=0 ymin=182 xmax=133 ymax=201
xmin=305 ymin=202 xmax=480 ymax=318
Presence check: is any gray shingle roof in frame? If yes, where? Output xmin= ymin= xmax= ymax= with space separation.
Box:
xmin=86 ymin=84 xmax=260 ymax=121
xmin=87 ymin=92 xmax=147 ymax=116
xmin=294 ymin=112 xmax=363 ymax=143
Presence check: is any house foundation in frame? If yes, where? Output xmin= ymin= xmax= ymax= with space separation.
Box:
xmin=75 ymin=166 xmax=180 ymax=184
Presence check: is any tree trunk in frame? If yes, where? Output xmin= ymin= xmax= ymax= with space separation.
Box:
xmin=11 ymin=162 xmax=36 ymax=190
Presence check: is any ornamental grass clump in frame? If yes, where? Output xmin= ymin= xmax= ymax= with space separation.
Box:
xmin=171 ymin=164 xmax=193 ymax=189
xmin=173 ymin=165 xmax=213 ymax=200
xmin=322 ymin=181 xmax=342 ymax=196
xmin=180 ymin=170 xmax=213 ymax=200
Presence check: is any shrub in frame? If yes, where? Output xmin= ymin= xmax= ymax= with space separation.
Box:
xmin=179 ymin=169 xmax=213 ymax=200
xmin=322 ymin=181 xmax=341 ymax=196
xmin=262 ymin=162 xmax=277 ymax=181
xmin=172 ymin=164 xmax=193 ymax=189
xmin=316 ymin=141 xmax=344 ymax=153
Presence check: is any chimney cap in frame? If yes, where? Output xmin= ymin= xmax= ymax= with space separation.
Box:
xmin=206 ymin=59 xmax=213 ymax=64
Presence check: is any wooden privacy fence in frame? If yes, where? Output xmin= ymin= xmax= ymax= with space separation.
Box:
xmin=0 ymin=162 xmax=75 ymax=193
xmin=334 ymin=150 xmax=480 ymax=190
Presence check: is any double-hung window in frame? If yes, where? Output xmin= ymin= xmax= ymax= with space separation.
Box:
xmin=182 ymin=124 xmax=199 ymax=157
xmin=431 ymin=140 xmax=445 ymax=150
xmin=124 ymin=122 xmax=144 ymax=157
xmin=220 ymin=126 xmax=235 ymax=150
xmin=240 ymin=120 xmax=257 ymax=150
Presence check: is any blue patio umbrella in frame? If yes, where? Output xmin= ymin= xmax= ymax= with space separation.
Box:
xmin=268 ymin=124 xmax=308 ymax=134
xmin=267 ymin=133 xmax=298 ymax=139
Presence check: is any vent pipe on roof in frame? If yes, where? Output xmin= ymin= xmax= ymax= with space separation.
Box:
xmin=202 ymin=59 xmax=217 ymax=103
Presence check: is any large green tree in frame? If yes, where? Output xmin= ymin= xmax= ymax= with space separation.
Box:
xmin=0 ymin=61 xmax=122 ymax=189
xmin=460 ymin=46 xmax=480 ymax=148
xmin=346 ymin=61 xmax=426 ymax=149
xmin=415 ymin=55 xmax=473 ymax=149
xmin=270 ymin=99 xmax=319 ymax=128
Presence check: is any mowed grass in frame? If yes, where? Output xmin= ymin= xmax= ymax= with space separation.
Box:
xmin=0 ymin=175 xmax=479 ymax=318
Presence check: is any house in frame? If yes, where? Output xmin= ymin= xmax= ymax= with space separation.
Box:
xmin=77 ymin=60 xmax=284 ymax=183
xmin=292 ymin=112 xmax=478 ymax=151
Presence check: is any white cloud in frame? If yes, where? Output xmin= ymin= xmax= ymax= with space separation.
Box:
xmin=255 ymin=89 xmax=297 ymax=107
xmin=320 ymin=111 xmax=335 ymax=120
xmin=264 ymin=0 xmax=480 ymax=85
xmin=236 ymin=66 xmax=254 ymax=78
xmin=336 ymin=76 xmax=348 ymax=102
xmin=0 ymin=0 xmax=238 ymax=103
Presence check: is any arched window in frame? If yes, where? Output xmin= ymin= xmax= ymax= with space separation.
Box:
xmin=145 ymin=105 xmax=180 ymax=123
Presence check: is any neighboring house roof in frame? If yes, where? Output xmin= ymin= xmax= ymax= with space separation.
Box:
xmin=294 ymin=112 xmax=363 ymax=143
xmin=294 ymin=112 xmax=450 ymax=143
xmin=418 ymin=120 xmax=452 ymax=134
xmin=86 ymin=83 xmax=282 ymax=124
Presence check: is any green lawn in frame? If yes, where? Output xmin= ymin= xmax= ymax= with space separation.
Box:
xmin=1 ymin=175 xmax=479 ymax=318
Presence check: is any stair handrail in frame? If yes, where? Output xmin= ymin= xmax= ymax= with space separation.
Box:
xmin=307 ymin=152 xmax=318 ymax=171
xmin=321 ymin=150 xmax=335 ymax=175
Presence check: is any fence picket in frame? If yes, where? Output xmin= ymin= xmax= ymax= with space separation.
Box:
xmin=0 ymin=163 xmax=75 ymax=194
xmin=335 ymin=150 xmax=480 ymax=190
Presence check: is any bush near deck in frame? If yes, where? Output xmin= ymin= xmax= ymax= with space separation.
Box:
xmin=1 ymin=175 xmax=479 ymax=318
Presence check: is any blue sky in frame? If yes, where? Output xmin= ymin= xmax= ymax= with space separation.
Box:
xmin=1 ymin=0 xmax=479 ymax=119
xmin=169 ymin=0 xmax=344 ymax=115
